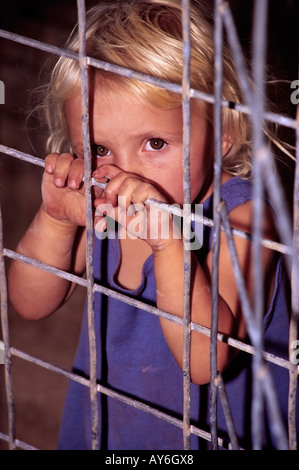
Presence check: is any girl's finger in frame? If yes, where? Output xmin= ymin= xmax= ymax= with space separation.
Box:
xmin=52 ymin=153 xmax=75 ymax=187
xmin=92 ymin=164 xmax=124 ymax=205
xmin=67 ymin=158 xmax=85 ymax=189
xmin=44 ymin=153 xmax=60 ymax=174
xmin=92 ymin=164 xmax=123 ymax=183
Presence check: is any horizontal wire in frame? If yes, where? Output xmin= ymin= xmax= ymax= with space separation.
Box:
xmin=4 ymin=345 xmax=231 ymax=448
xmin=0 ymin=4 xmax=296 ymax=452
xmin=3 ymin=247 xmax=297 ymax=373
xmin=0 ymin=144 xmax=291 ymax=255
xmin=0 ymin=28 xmax=297 ymax=130
xmin=0 ymin=432 xmax=38 ymax=451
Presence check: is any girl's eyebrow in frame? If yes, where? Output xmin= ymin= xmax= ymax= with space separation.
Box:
xmin=125 ymin=130 xmax=183 ymax=144
xmin=132 ymin=128 xmax=183 ymax=138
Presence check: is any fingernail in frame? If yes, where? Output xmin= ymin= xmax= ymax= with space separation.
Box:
xmin=55 ymin=178 xmax=63 ymax=187
xmin=45 ymin=164 xmax=53 ymax=174
xmin=68 ymin=180 xmax=79 ymax=189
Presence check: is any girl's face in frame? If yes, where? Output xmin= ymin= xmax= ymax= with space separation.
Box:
xmin=65 ymin=74 xmax=214 ymax=206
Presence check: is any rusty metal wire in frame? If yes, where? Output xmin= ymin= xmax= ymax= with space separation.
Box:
xmin=209 ymin=0 xmax=224 ymax=450
xmin=251 ymin=0 xmax=269 ymax=449
xmin=289 ymin=95 xmax=299 ymax=450
xmin=0 ymin=143 xmax=291 ymax=255
xmin=0 ymin=0 xmax=298 ymax=452
xmin=0 ymin=206 xmax=16 ymax=450
xmin=181 ymin=0 xmax=192 ymax=450
xmin=0 ymin=32 xmax=296 ymax=131
xmin=76 ymin=0 xmax=99 ymax=450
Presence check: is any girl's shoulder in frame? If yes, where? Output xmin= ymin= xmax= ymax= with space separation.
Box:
xmin=202 ymin=175 xmax=253 ymax=216
xmin=198 ymin=175 xmax=276 ymax=256
xmin=219 ymin=176 xmax=275 ymax=241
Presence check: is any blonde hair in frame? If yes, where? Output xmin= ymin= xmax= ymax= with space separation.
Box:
xmin=43 ymin=0 xmax=259 ymax=177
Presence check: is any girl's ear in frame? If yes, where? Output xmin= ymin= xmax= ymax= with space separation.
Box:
xmin=222 ymin=133 xmax=233 ymax=157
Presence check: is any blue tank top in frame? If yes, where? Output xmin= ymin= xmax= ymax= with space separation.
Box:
xmin=58 ymin=177 xmax=295 ymax=450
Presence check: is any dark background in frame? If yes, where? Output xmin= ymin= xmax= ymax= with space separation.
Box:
xmin=0 ymin=0 xmax=298 ymax=450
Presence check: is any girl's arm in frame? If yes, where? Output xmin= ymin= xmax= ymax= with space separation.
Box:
xmin=93 ymin=165 xmax=275 ymax=385
xmin=154 ymin=239 xmax=236 ymax=385
xmin=8 ymin=207 xmax=86 ymax=320
xmin=8 ymin=153 xmax=87 ymax=320
xmin=154 ymin=201 xmax=275 ymax=385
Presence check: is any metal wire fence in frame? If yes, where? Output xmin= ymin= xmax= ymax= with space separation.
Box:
xmin=0 ymin=0 xmax=298 ymax=451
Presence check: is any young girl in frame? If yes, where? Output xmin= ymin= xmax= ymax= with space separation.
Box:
xmin=8 ymin=0 xmax=296 ymax=450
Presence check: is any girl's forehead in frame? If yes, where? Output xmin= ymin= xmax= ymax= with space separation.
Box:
xmin=91 ymin=71 xmax=181 ymax=110
xmin=65 ymin=70 xmax=207 ymax=135
xmin=65 ymin=74 xmax=206 ymax=135
xmin=93 ymin=73 xmax=127 ymax=95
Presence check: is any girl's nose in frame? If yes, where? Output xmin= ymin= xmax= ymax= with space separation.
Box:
xmin=95 ymin=148 xmax=139 ymax=174
xmin=111 ymin=152 xmax=133 ymax=173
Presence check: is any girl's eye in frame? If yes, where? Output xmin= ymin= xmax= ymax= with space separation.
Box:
xmin=145 ymin=138 xmax=167 ymax=151
xmin=95 ymin=145 xmax=111 ymax=157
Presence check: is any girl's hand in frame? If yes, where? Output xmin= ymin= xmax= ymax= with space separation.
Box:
xmin=92 ymin=164 xmax=180 ymax=250
xmin=42 ymin=153 xmax=87 ymax=226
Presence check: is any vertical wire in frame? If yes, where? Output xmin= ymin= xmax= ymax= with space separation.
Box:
xmin=261 ymin=362 xmax=289 ymax=449
xmin=209 ymin=0 xmax=224 ymax=450
xmin=219 ymin=201 xmax=289 ymax=449
xmin=289 ymin=93 xmax=299 ymax=450
xmin=215 ymin=373 xmax=239 ymax=450
xmin=76 ymin=0 xmax=99 ymax=450
xmin=181 ymin=0 xmax=192 ymax=450
xmin=251 ymin=0 xmax=268 ymax=449
xmin=0 ymin=0 xmax=294 ymax=452
xmin=0 ymin=205 xmax=16 ymax=450
xmin=221 ymin=3 xmax=295 ymax=283
xmin=220 ymin=0 xmax=289 ymax=449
